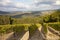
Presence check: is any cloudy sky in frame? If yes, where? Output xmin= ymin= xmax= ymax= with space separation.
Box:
xmin=0 ymin=0 xmax=60 ymax=11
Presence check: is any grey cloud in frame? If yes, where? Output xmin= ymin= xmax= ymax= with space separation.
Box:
xmin=0 ymin=0 xmax=60 ymax=11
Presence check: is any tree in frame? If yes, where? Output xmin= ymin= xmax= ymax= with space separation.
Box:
xmin=0 ymin=15 xmax=10 ymax=25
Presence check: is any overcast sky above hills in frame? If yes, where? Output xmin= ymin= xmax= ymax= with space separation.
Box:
xmin=0 ymin=0 xmax=60 ymax=11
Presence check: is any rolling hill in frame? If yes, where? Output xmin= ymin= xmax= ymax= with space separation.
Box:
xmin=0 ymin=9 xmax=60 ymax=18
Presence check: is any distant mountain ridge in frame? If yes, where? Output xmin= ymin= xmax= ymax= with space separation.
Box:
xmin=0 ymin=9 xmax=60 ymax=18
xmin=0 ymin=11 xmax=10 ymax=15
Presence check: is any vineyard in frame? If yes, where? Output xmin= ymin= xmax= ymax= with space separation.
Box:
xmin=0 ymin=23 xmax=60 ymax=40
xmin=48 ymin=23 xmax=60 ymax=31
xmin=0 ymin=24 xmax=41 ymax=35
xmin=0 ymin=10 xmax=60 ymax=40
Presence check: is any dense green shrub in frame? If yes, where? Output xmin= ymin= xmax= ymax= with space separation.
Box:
xmin=13 ymin=25 xmax=25 ymax=33
xmin=0 ymin=24 xmax=29 ymax=35
xmin=0 ymin=25 xmax=12 ymax=35
xmin=43 ymin=15 xmax=50 ymax=23
xmin=42 ymin=24 xmax=48 ymax=34
xmin=29 ymin=24 xmax=38 ymax=37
